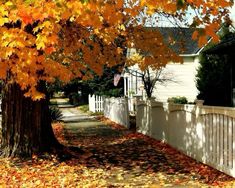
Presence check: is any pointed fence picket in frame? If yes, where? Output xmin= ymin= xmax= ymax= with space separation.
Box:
xmin=136 ymin=100 xmax=235 ymax=178
xmin=88 ymin=94 xmax=104 ymax=112
xmin=88 ymin=95 xmax=130 ymax=128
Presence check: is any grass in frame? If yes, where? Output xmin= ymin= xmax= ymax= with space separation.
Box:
xmin=78 ymin=104 xmax=104 ymax=116
xmin=77 ymin=104 xmax=89 ymax=113
xmin=90 ymin=111 xmax=104 ymax=116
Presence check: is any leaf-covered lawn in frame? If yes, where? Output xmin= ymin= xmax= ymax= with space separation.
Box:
xmin=0 ymin=118 xmax=235 ymax=187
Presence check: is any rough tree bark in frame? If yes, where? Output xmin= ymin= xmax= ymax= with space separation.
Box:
xmin=0 ymin=82 xmax=62 ymax=158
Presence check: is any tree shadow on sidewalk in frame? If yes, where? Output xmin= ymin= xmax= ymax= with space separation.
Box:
xmin=57 ymin=118 xmax=234 ymax=187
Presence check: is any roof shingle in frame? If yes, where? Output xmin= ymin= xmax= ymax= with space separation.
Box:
xmin=145 ymin=27 xmax=201 ymax=55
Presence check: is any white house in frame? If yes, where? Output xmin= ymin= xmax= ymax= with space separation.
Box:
xmin=123 ymin=27 xmax=203 ymax=103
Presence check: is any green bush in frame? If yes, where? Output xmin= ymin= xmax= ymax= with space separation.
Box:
xmin=69 ymin=92 xmax=80 ymax=105
xmin=168 ymin=96 xmax=188 ymax=104
xmin=195 ymin=29 xmax=235 ymax=107
xmin=97 ymin=88 xmax=123 ymax=97
xmin=68 ymin=92 xmax=88 ymax=106
xmin=196 ymin=52 xmax=231 ymax=106
xmin=49 ymin=106 xmax=63 ymax=122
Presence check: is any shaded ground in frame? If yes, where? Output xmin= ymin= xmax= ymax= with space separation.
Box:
xmin=0 ymin=98 xmax=234 ymax=187
xmin=58 ymin=122 xmax=233 ymax=187
xmin=56 ymin=98 xmax=234 ymax=187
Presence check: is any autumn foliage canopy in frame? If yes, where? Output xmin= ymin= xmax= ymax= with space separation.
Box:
xmin=0 ymin=0 xmax=232 ymax=99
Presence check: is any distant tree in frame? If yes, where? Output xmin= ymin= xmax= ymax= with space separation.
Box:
xmin=196 ymin=25 xmax=235 ymax=106
xmin=125 ymin=66 xmax=171 ymax=98
xmin=47 ymin=79 xmax=63 ymax=98
xmin=61 ymin=64 xmax=124 ymax=105
xmin=85 ymin=65 xmax=124 ymax=97
xmin=196 ymin=52 xmax=231 ymax=106
xmin=126 ymin=48 xmax=177 ymax=98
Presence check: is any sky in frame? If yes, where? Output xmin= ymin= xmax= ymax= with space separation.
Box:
xmin=143 ymin=4 xmax=235 ymax=27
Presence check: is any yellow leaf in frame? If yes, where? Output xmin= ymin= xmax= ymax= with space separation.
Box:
xmin=0 ymin=17 xmax=9 ymax=26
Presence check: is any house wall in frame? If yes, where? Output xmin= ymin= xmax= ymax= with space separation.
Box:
xmin=153 ymin=56 xmax=199 ymax=102
xmin=124 ymin=56 xmax=200 ymax=103
xmin=124 ymin=64 xmax=144 ymax=97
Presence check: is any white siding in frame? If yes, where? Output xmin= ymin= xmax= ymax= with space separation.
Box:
xmin=124 ymin=56 xmax=200 ymax=103
xmin=154 ymin=56 xmax=199 ymax=102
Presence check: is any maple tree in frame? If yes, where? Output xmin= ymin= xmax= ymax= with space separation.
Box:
xmin=0 ymin=0 xmax=232 ymax=157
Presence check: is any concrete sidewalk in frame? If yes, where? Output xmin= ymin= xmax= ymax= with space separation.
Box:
xmin=51 ymin=98 xmax=94 ymax=122
xmin=50 ymin=98 xmax=232 ymax=187
xmin=52 ymin=98 xmax=123 ymax=143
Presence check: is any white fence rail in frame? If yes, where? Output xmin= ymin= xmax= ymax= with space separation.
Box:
xmin=88 ymin=94 xmax=104 ymax=113
xmin=136 ymin=100 xmax=235 ymax=177
xmin=104 ymin=97 xmax=130 ymax=128
xmin=128 ymin=95 xmax=143 ymax=114
xmin=88 ymin=95 xmax=130 ymax=128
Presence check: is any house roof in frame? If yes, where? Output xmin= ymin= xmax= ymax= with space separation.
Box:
xmin=145 ymin=27 xmax=202 ymax=55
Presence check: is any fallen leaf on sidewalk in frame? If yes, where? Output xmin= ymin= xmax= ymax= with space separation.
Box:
xmin=0 ymin=119 xmax=234 ymax=187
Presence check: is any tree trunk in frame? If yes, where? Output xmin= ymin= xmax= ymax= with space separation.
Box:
xmin=0 ymin=82 xmax=62 ymax=158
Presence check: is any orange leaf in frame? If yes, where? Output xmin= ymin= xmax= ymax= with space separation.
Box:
xmin=192 ymin=30 xmax=198 ymax=40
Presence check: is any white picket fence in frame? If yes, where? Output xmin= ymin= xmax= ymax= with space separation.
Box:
xmin=88 ymin=94 xmax=104 ymax=112
xmin=88 ymin=95 xmax=130 ymax=128
xmin=136 ymin=100 xmax=235 ymax=177
xmin=104 ymin=97 xmax=130 ymax=128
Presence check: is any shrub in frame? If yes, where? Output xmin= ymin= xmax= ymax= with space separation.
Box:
xmin=49 ymin=106 xmax=63 ymax=122
xmin=196 ymin=30 xmax=235 ymax=107
xmin=99 ymin=88 xmax=124 ymax=97
xmin=68 ymin=92 xmax=88 ymax=106
xmin=196 ymin=52 xmax=231 ymax=106
xmin=168 ymin=96 xmax=188 ymax=104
